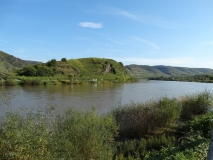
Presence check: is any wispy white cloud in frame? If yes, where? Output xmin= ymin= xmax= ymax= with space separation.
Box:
xmin=78 ymin=22 xmax=102 ymax=29
xmin=108 ymin=8 xmax=180 ymax=29
xmin=45 ymin=49 xmax=52 ymax=56
xmin=105 ymin=43 xmax=114 ymax=47
xmin=132 ymin=37 xmax=160 ymax=49
xmin=13 ymin=38 xmax=44 ymax=43
xmin=117 ymin=10 xmax=141 ymax=22
xmin=95 ymin=49 xmax=125 ymax=53
xmin=0 ymin=39 xmax=8 ymax=43
xmin=75 ymin=37 xmax=90 ymax=41
xmin=108 ymin=38 xmax=125 ymax=45
xmin=14 ymin=48 xmax=29 ymax=54
xmin=201 ymin=41 xmax=213 ymax=45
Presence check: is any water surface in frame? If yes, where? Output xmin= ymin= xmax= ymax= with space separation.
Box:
xmin=0 ymin=80 xmax=213 ymax=116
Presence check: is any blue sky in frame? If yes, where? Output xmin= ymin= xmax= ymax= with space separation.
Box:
xmin=1 ymin=0 xmax=213 ymax=68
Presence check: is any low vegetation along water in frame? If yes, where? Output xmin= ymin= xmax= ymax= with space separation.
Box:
xmin=0 ymin=80 xmax=213 ymax=159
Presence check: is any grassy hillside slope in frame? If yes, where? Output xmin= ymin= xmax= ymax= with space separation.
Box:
xmin=0 ymin=51 xmax=38 ymax=72
xmin=17 ymin=58 xmax=135 ymax=83
xmin=126 ymin=65 xmax=167 ymax=78
xmin=126 ymin=64 xmax=213 ymax=78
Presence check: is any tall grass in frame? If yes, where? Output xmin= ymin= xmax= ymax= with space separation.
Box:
xmin=0 ymin=111 xmax=52 ymax=159
xmin=180 ymin=91 xmax=213 ymax=120
xmin=0 ymin=108 xmax=118 ymax=160
xmin=111 ymin=97 xmax=182 ymax=139
xmin=19 ymin=78 xmax=42 ymax=85
xmin=4 ymin=79 xmax=17 ymax=86
xmin=0 ymin=80 xmax=4 ymax=86
xmin=50 ymin=109 xmax=118 ymax=159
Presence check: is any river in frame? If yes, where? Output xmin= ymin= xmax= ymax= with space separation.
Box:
xmin=0 ymin=80 xmax=213 ymax=116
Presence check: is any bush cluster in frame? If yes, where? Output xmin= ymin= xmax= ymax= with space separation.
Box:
xmin=180 ymin=91 xmax=213 ymax=120
xmin=17 ymin=65 xmax=59 ymax=77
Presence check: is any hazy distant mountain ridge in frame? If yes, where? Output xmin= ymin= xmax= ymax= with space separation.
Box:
xmin=126 ymin=65 xmax=213 ymax=78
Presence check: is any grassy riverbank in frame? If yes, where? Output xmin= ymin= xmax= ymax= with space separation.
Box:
xmin=0 ymin=91 xmax=212 ymax=159
xmin=0 ymin=75 xmax=138 ymax=86
xmin=149 ymin=74 xmax=213 ymax=83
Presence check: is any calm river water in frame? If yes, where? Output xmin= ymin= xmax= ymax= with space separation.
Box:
xmin=1 ymin=80 xmax=213 ymax=116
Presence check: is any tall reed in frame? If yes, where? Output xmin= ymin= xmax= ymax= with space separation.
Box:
xmin=0 ymin=108 xmax=118 ymax=160
xmin=180 ymin=91 xmax=213 ymax=120
xmin=111 ymin=97 xmax=182 ymax=139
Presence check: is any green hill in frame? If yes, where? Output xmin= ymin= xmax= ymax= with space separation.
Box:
xmin=0 ymin=50 xmax=38 ymax=72
xmin=17 ymin=58 xmax=134 ymax=82
xmin=126 ymin=64 xmax=213 ymax=78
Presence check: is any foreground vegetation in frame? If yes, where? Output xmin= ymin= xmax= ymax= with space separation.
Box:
xmin=0 ymin=91 xmax=213 ymax=159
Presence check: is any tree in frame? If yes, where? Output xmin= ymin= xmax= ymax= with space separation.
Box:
xmin=19 ymin=66 xmax=37 ymax=76
xmin=61 ymin=58 xmax=67 ymax=62
xmin=47 ymin=59 xmax=57 ymax=67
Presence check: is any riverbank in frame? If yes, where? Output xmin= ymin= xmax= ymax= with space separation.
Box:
xmin=149 ymin=74 xmax=213 ymax=83
xmin=0 ymin=76 xmax=139 ymax=86
xmin=0 ymin=91 xmax=212 ymax=159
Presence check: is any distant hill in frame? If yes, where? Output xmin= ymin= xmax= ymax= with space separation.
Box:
xmin=0 ymin=51 xmax=39 ymax=72
xmin=126 ymin=64 xmax=213 ymax=78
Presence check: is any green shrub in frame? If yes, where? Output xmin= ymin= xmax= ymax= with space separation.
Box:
xmin=180 ymin=91 xmax=213 ymax=120
xmin=191 ymin=113 xmax=213 ymax=138
xmin=178 ymin=113 xmax=213 ymax=139
xmin=19 ymin=79 xmax=31 ymax=85
xmin=0 ymin=108 xmax=118 ymax=160
xmin=0 ymin=80 xmax=4 ymax=86
xmin=50 ymin=109 xmax=118 ymax=159
xmin=4 ymin=79 xmax=17 ymax=86
xmin=143 ymin=136 xmax=209 ymax=160
xmin=31 ymin=79 xmax=42 ymax=85
xmin=112 ymin=97 xmax=181 ymax=139
xmin=47 ymin=59 xmax=57 ymax=67
xmin=43 ymin=81 xmax=48 ymax=85
xmin=155 ymin=97 xmax=182 ymax=127
xmin=146 ymin=134 xmax=175 ymax=151
xmin=0 ymin=111 xmax=52 ymax=159
xmin=18 ymin=66 xmax=37 ymax=76
xmin=61 ymin=58 xmax=67 ymax=62
xmin=20 ymin=78 xmax=42 ymax=85
xmin=114 ymin=134 xmax=175 ymax=159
